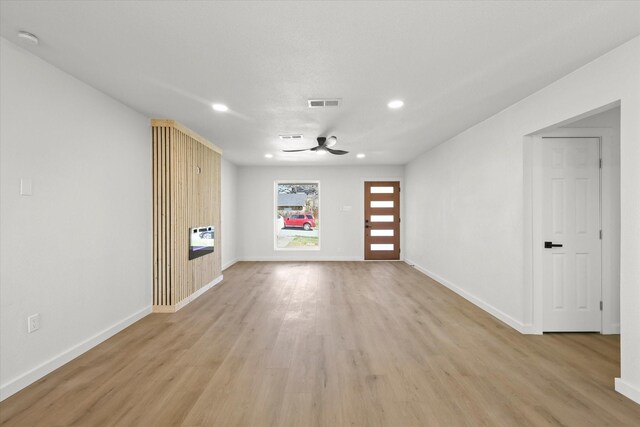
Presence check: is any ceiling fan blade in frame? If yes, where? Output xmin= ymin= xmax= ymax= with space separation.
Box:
xmin=283 ymin=137 xmax=341 ymax=154
xmin=326 ymin=147 xmax=349 ymax=155
xmin=282 ymin=148 xmax=313 ymax=152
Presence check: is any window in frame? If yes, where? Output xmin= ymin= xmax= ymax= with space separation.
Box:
xmin=275 ymin=181 xmax=320 ymax=250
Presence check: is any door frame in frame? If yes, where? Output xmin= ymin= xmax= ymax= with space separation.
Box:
xmin=361 ymin=177 xmax=403 ymax=261
xmin=526 ymin=128 xmax=616 ymax=334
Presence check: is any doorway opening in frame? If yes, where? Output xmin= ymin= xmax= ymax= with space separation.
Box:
xmin=525 ymin=104 xmax=620 ymax=334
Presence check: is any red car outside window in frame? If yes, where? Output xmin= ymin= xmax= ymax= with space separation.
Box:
xmin=283 ymin=214 xmax=316 ymax=230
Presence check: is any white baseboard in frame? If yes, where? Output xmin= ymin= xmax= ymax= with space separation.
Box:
xmin=0 ymin=305 xmax=152 ymax=402
xmin=174 ymin=275 xmax=224 ymax=312
xmin=615 ymin=378 xmax=640 ymax=405
xmin=222 ymin=258 xmax=239 ymax=271
xmin=603 ymin=323 xmax=621 ymax=335
xmin=404 ymin=259 xmax=532 ymax=334
xmin=242 ymin=256 xmax=363 ymax=262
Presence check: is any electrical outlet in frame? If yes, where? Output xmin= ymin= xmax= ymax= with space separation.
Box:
xmin=27 ymin=314 xmax=40 ymax=333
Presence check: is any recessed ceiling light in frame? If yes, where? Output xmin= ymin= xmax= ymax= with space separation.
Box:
xmin=316 ymin=150 xmax=327 ymax=155
xmin=357 ymin=153 xmax=366 ymax=159
xmin=387 ymin=100 xmax=404 ymax=109
xmin=264 ymin=153 xmax=273 ymax=159
xmin=17 ymin=31 xmax=39 ymax=45
xmin=212 ymin=103 xmax=228 ymax=112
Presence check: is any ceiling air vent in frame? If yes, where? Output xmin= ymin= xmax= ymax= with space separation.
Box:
xmin=279 ymin=134 xmax=304 ymax=140
xmin=308 ymin=98 xmax=341 ymax=108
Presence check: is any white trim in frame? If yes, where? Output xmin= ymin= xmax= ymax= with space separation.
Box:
xmin=222 ymin=258 xmax=239 ymax=271
xmin=242 ymin=256 xmax=363 ymax=262
xmin=274 ymin=180 xmax=321 ymax=251
xmin=405 ymin=259 xmax=534 ymax=334
xmin=174 ymin=275 xmax=224 ymax=311
xmin=605 ymin=323 xmax=620 ymax=335
xmin=523 ymin=135 xmax=537 ymax=331
xmin=273 ymin=246 xmax=321 ymax=252
xmin=0 ymin=305 xmax=152 ymax=401
xmin=615 ymin=378 xmax=640 ymax=405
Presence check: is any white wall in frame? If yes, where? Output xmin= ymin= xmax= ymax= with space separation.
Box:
xmin=404 ymin=36 xmax=640 ymax=404
xmin=238 ymin=165 xmax=404 ymax=261
xmin=221 ymin=158 xmax=239 ymax=269
xmin=0 ymin=38 xmax=151 ymax=400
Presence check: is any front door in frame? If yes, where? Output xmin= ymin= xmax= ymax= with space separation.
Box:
xmin=364 ymin=181 xmax=400 ymax=260
xmin=542 ymin=137 xmax=601 ymax=332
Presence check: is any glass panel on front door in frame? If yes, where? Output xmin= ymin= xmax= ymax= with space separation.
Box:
xmin=370 ymin=186 xmax=394 ymax=194
xmin=371 ymin=201 xmax=394 ymax=208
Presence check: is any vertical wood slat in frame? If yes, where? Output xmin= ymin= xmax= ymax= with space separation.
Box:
xmin=159 ymin=126 xmax=163 ymax=306
xmin=178 ymin=130 xmax=185 ymax=304
xmin=166 ymin=126 xmax=171 ymax=305
xmin=181 ymin=130 xmax=184 ymax=303
xmin=152 ymin=127 xmax=158 ymax=306
xmin=163 ymin=126 xmax=168 ymax=306
xmin=188 ymin=132 xmax=192 ymax=300
xmin=176 ymin=131 xmax=181 ymax=304
xmin=213 ymin=152 xmax=221 ymax=277
xmin=157 ymin=126 xmax=161 ymax=306
xmin=161 ymin=126 xmax=166 ymax=306
xmin=169 ymin=127 xmax=175 ymax=306
xmin=182 ymin=131 xmax=187 ymax=303
xmin=152 ymin=120 xmax=222 ymax=312
xmin=159 ymin=126 xmax=164 ymax=306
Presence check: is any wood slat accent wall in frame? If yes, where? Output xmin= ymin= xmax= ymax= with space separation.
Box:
xmin=152 ymin=120 xmax=222 ymax=313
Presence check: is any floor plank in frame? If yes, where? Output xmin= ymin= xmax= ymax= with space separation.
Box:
xmin=1 ymin=261 xmax=639 ymax=426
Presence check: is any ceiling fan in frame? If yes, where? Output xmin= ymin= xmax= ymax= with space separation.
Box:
xmin=282 ymin=136 xmax=348 ymax=155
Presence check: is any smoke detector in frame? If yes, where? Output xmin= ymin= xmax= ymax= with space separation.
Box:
xmin=307 ymin=99 xmax=341 ymax=108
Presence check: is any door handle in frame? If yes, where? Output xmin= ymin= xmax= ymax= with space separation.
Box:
xmin=544 ymin=241 xmax=563 ymax=248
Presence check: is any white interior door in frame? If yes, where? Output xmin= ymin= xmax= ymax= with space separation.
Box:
xmin=542 ymin=137 xmax=601 ymax=332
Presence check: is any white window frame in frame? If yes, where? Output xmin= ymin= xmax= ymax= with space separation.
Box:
xmin=274 ymin=180 xmax=321 ymax=251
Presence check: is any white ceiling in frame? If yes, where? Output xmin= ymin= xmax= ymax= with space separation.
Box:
xmin=2 ymin=1 xmax=639 ymax=166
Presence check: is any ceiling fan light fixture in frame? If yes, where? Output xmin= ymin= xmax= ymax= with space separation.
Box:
xmin=388 ymin=100 xmax=404 ymax=109
xmin=264 ymin=153 xmax=274 ymax=159
xmin=282 ymin=135 xmax=348 ymax=155
xmin=357 ymin=153 xmax=366 ymax=159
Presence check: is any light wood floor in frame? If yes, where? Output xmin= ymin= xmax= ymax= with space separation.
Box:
xmin=1 ymin=262 xmax=639 ymax=426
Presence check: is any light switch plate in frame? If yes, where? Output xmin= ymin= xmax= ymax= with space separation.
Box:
xmin=20 ymin=178 xmax=32 ymax=196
